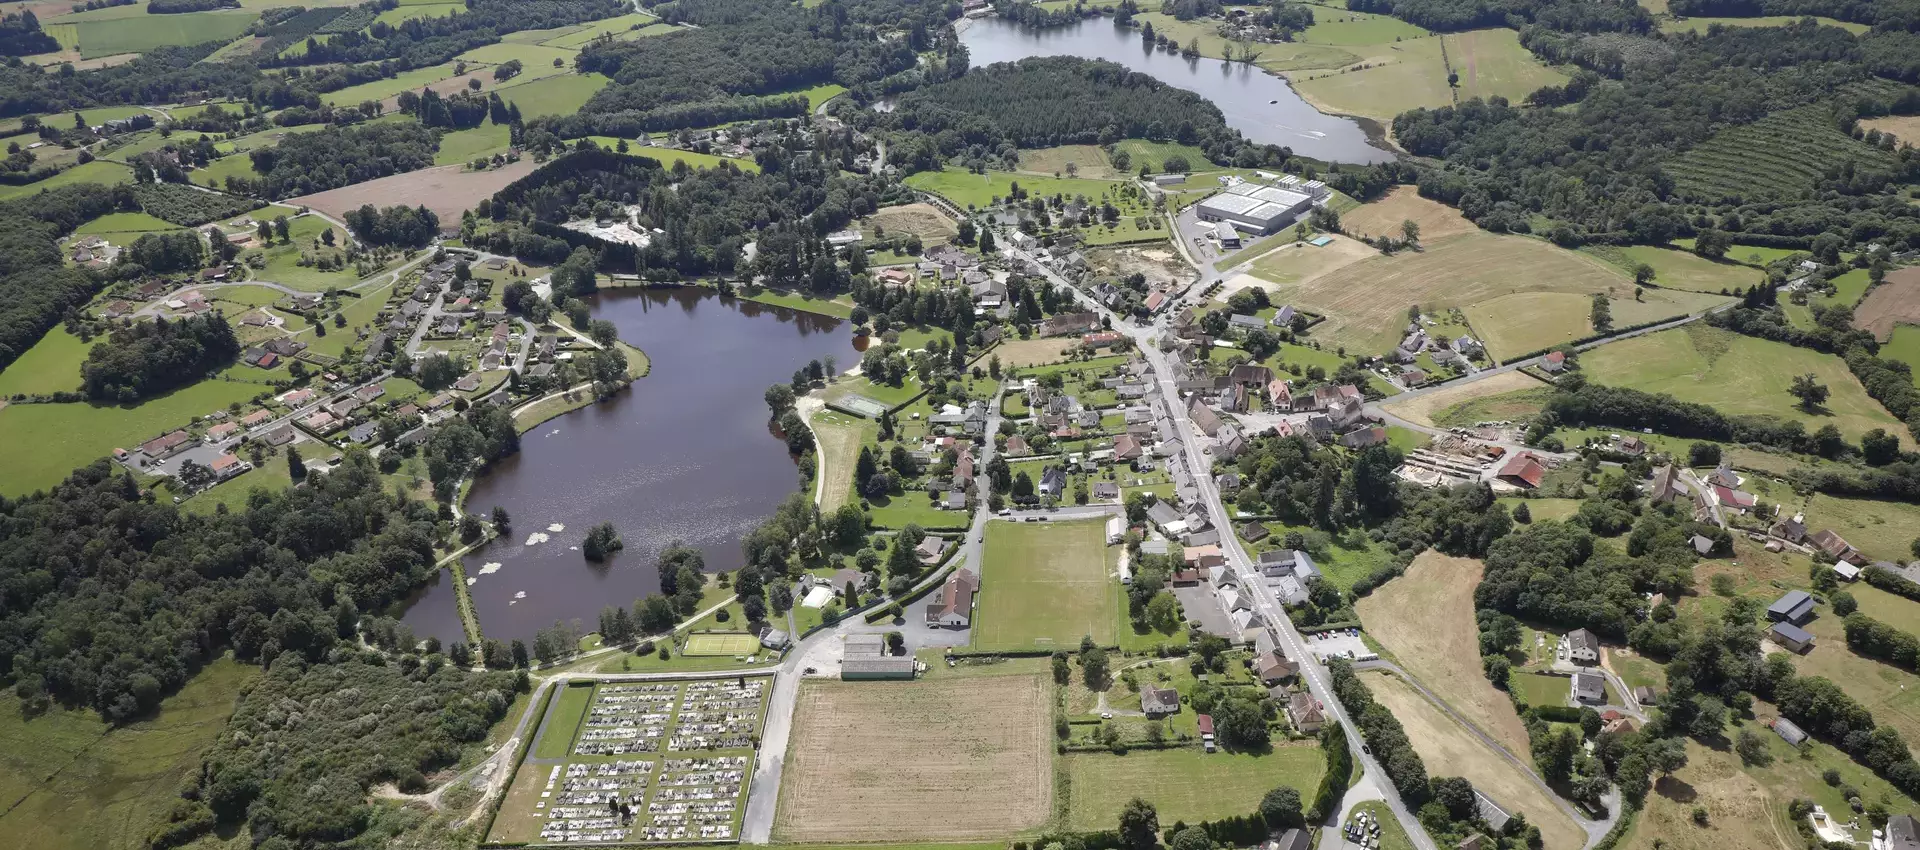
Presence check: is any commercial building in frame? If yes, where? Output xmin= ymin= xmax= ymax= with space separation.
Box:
xmin=1193 ymin=180 xmax=1315 ymax=234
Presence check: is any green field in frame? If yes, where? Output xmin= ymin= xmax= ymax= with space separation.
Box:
xmin=1111 ymin=138 xmax=1213 ymax=174
xmin=1580 ymin=324 xmax=1906 ymax=444
xmin=534 ymin=682 xmax=594 ymax=759
xmin=795 ymin=83 xmax=846 ymax=109
xmin=1065 ymin=747 xmax=1326 ymax=830
xmin=0 ymin=657 xmax=257 ymax=850
xmin=0 ymin=327 xmax=90 ymax=397
xmin=1133 ymin=12 xmax=1357 ymax=74
xmin=437 ymin=123 xmax=512 ymax=165
xmin=184 ymin=457 xmax=295 ymax=514
xmin=1291 ymin=29 xmax=1564 ymax=123
xmin=1815 ymin=268 xmax=1871 ymax=308
xmin=1584 ymin=244 xmax=1766 ymax=294
xmin=974 ymin=520 xmax=1116 ymax=652
xmin=1669 ymin=104 xmax=1901 ymax=202
xmin=1880 ymin=325 xmax=1920 ymax=389
xmin=0 ymin=377 xmax=267 ymax=496
xmin=189 ymin=153 xmax=260 ymax=189
xmin=1660 ymin=14 xmax=1868 ymax=34
xmin=74 ymin=210 xmax=183 ymax=237
xmin=685 ymin=632 xmax=761 ymax=656
xmin=1298 ymin=3 xmax=1429 ymax=44
xmin=458 ymin=40 xmax=579 ymax=70
xmin=905 ymin=167 xmax=1125 ymax=211
xmin=1509 ymin=671 xmax=1574 ymax=707
xmin=321 ymin=61 xmax=471 ymax=106
xmin=47 ymin=9 xmax=255 ymax=58
xmin=247 ymin=212 xmax=357 ymax=293
xmin=374 ymin=2 xmax=461 ymax=25
xmin=1670 ymin=237 xmax=1804 ymax=267
xmin=0 ymin=159 xmax=132 ymax=201
xmin=538 ymin=11 xmax=658 ymax=48
xmin=1801 ymin=494 xmax=1920 ymax=562
xmin=613 ymin=142 xmax=761 ymax=172
xmin=497 ymin=73 xmax=612 ymax=119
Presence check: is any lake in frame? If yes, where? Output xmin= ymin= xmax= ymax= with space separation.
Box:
xmin=958 ymin=17 xmax=1394 ymax=164
xmin=399 ymin=287 xmax=864 ymax=644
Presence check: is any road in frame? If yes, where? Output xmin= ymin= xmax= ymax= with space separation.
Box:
xmin=1006 ymin=242 xmax=1440 ymax=850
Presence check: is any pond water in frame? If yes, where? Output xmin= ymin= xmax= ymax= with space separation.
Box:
xmin=958 ymin=17 xmax=1395 ymax=164
xmin=398 ymin=287 xmax=864 ymax=644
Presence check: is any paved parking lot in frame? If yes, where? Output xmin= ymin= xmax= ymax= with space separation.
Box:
xmin=1171 ymin=583 xmax=1236 ymax=637
xmin=1305 ymin=631 xmax=1372 ymax=662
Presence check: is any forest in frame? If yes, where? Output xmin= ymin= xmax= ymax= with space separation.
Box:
xmin=0 ymin=10 xmax=59 ymax=57
xmin=0 ymin=184 xmax=126 ymax=375
xmin=229 ymin=120 xmax=439 ymax=198
xmin=80 ymin=312 xmax=240 ymax=401
xmin=147 ymin=0 xmax=239 ymax=11
xmin=880 ymin=57 xmax=1291 ymax=171
xmin=1668 ymin=0 xmax=1920 ymax=31
xmin=1345 ymin=0 xmax=1651 ymax=32
xmin=344 ymin=202 xmax=439 ymax=247
xmin=268 ymin=0 xmax=627 ymax=68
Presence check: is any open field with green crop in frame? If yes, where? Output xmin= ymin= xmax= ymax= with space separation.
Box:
xmin=47 ymin=9 xmax=254 ymax=58
xmin=75 ymin=210 xmax=182 ymax=237
xmin=974 ymin=520 xmax=1115 ymax=652
xmin=1356 ymin=551 xmax=1533 ymax=758
xmin=1880 ymin=325 xmax=1920 ymax=387
xmin=537 ymin=11 xmax=658 ymax=47
xmin=1066 ymin=747 xmax=1326 ymax=830
xmin=1111 ymin=138 xmax=1212 ymax=174
xmin=1581 ymin=324 xmax=1907 ymax=444
xmin=436 ymin=123 xmax=511 ymax=165
xmin=0 ymin=327 xmax=90 ymax=397
xmin=1585 ymin=244 xmax=1767 ymax=293
xmin=374 ymin=1 xmax=460 ymax=25
xmin=322 ymin=61 xmax=472 ymax=106
xmin=497 ymin=73 xmax=611 ymax=119
xmin=0 ymin=158 xmax=131 ymax=200
xmin=905 ymin=167 xmax=1124 ymax=211
xmin=0 ymin=378 xmax=266 ymax=496
xmin=1669 ymin=104 xmax=1901 ymax=202
xmin=0 ymin=658 xmax=256 ymax=850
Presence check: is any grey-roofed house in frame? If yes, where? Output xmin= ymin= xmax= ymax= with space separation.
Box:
xmin=1768 ymin=590 xmax=1814 ymax=625
xmin=1565 ymin=628 xmax=1600 ymax=664
xmin=1633 ymin=686 xmax=1658 ymax=706
xmin=1770 ymin=621 xmax=1815 ymax=653
xmin=1691 ymin=534 xmax=1715 ymax=556
xmin=1571 ymin=671 xmax=1606 ymax=703
xmin=1141 ymin=687 xmax=1180 ymax=717
xmin=1146 ymin=500 xmax=1180 ymax=529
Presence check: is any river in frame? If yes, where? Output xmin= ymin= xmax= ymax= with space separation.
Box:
xmin=399 ymin=287 xmax=864 ymax=644
xmin=958 ymin=17 xmax=1394 ymax=164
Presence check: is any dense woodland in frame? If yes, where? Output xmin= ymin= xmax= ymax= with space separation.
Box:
xmin=226 ymin=120 xmax=439 ymax=198
xmin=80 ymin=312 xmax=240 ymax=401
xmin=344 ymin=202 xmax=440 ymax=247
xmin=132 ymin=179 xmax=260 ymax=226
xmin=0 ymin=11 xmax=58 ymax=57
xmin=0 ymin=183 xmax=126 ymax=375
xmin=1345 ymin=0 xmax=1651 ymax=33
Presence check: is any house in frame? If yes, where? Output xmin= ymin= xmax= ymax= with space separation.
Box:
xmin=1258 ymin=548 xmax=1320 ymax=582
xmin=1771 ymin=516 xmax=1808 ymax=543
xmin=281 ymin=388 xmax=316 ymax=407
xmin=1452 ymin=336 xmax=1484 ymax=357
xmin=241 ymin=409 xmax=273 ymax=428
xmin=1040 ymin=312 xmax=1100 ymax=337
xmin=1835 ymin=562 xmax=1862 ymax=581
xmin=204 ymin=422 xmax=239 ymax=443
xmin=1188 ymin=397 xmax=1224 ymax=437
xmin=325 ymin=397 xmax=361 ymax=419
xmin=1616 ymin=435 xmax=1647 ymax=457
xmin=140 ymin=430 xmax=193 ymax=459
xmin=1270 ymin=305 xmax=1297 ymax=327
xmin=1771 ymin=717 xmax=1808 ymax=746
xmin=455 ymin=373 xmax=482 ymax=392
xmin=1185 ymin=545 xmax=1226 ymax=570
xmin=1146 ymin=500 xmax=1180 ymax=529
xmin=1712 ymin=485 xmax=1756 ymax=511
xmin=1810 ymin=529 xmax=1858 ymax=562
xmin=1496 ymin=451 xmax=1547 ymax=489
xmin=1340 ymin=426 xmax=1387 ymax=448
xmin=1634 ymin=686 xmax=1658 ymax=706
xmin=1228 ymin=314 xmax=1265 ymax=333
xmin=1542 ymin=350 xmax=1566 ymax=372
xmin=1565 ymin=628 xmax=1601 ymax=664
xmin=1649 ymin=465 xmax=1684 ymax=504
xmin=1457 ymin=835 xmax=1489 ymax=850
xmin=1038 ymin=466 xmax=1067 ymax=498
xmin=1229 ymin=363 xmax=1273 ymax=388
xmin=926 ymin=568 xmax=979 ymax=628
xmin=1271 ymin=829 xmax=1311 ymax=850
xmin=1769 ymin=621 xmax=1815 ymax=653
xmin=1003 ymin=434 xmax=1030 ymax=456
xmin=1691 ymin=534 xmax=1716 ymax=556
xmin=262 ymin=425 xmax=297 ymax=446
xmin=1571 ymin=672 xmax=1606 ymax=703
xmin=1256 ymin=650 xmax=1297 ymax=685
xmin=1286 ymin=692 xmax=1324 ymax=733
xmin=303 ymin=411 xmax=338 ymax=432
xmin=353 ymin=383 xmax=386 ymax=403
xmin=347 ymin=421 xmax=380 ymax=444
xmin=1141 ymin=687 xmax=1181 ymax=717
xmin=208 ymin=453 xmax=248 ymax=481
xmin=1092 ymin=481 xmax=1120 ymax=501
xmin=1241 ymin=521 xmax=1270 ymax=543
xmin=1767 ymin=590 xmax=1815 ymax=625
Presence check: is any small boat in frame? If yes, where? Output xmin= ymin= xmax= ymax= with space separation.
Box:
xmin=1269 ymin=99 xmax=1277 ymax=104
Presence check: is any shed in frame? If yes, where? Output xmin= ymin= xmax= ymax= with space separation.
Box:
xmin=1767 ymin=590 xmax=1815 ymax=625
xmin=1769 ymin=621 xmax=1815 ymax=653
xmin=841 ymin=656 xmax=915 ymax=680
xmin=1772 ymin=717 xmax=1808 ymax=746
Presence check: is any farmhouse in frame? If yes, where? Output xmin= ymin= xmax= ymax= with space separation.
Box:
xmin=1810 ymin=529 xmax=1861 ymax=563
xmin=926 ymin=568 xmax=979 ymax=628
xmin=1541 ymin=351 xmax=1566 ymax=372
xmin=1769 ymin=621 xmax=1815 ymax=653
xmin=1767 ymin=590 xmax=1814 ymax=626
xmin=1571 ymin=672 xmax=1606 ymax=704
xmin=1495 ymin=451 xmax=1547 ymax=489
xmin=1564 ymin=629 xmax=1600 ymax=664
xmin=1141 ymin=687 xmax=1180 ymax=718
xmin=1193 ymin=179 xmax=1315 ymax=235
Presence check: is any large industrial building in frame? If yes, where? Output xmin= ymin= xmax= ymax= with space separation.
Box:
xmin=1194 ymin=177 xmax=1325 ymax=235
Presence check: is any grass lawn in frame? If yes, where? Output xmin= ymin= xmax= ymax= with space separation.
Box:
xmin=0 ymin=657 xmax=257 ymax=850
xmin=496 ymin=73 xmax=612 ymax=119
xmin=1817 ymin=268 xmax=1872 ymax=309
xmin=0 ymin=378 xmax=267 ymax=497
xmin=0 ymin=159 xmax=131 ymax=201
xmin=321 ymin=61 xmax=470 ymax=106
xmin=1507 ymin=671 xmax=1573 ymax=707
xmin=435 ymin=123 xmax=512 ymax=165
xmin=1852 ymin=584 xmax=1920 ymax=634
xmin=184 ymin=456 xmax=295 ymax=514
xmin=0 ymin=327 xmax=91 ymax=397
xmin=74 ymin=211 xmax=183 ymax=237
xmin=533 ymin=681 xmax=594 ymax=759
xmin=189 ymin=153 xmax=261 ymax=189
xmin=1584 ymin=244 xmax=1766 ymax=293
xmin=737 ymin=287 xmax=851 ymax=318
xmin=825 ymin=373 xmax=922 ymax=409
xmin=1065 ymin=747 xmax=1326 ymax=830
xmin=1800 ymin=493 xmax=1920 ymax=562
xmin=904 ymin=166 xmax=1125 ymax=211
xmin=1110 ymin=139 xmax=1213 ymax=174
xmin=974 ymin=520 xmax=1116 ymax=652
xmin=1581 ymin=323 xmax=1907 ymax=445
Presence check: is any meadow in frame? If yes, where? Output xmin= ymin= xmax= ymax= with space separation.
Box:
xmin=905 ymin=166 xmax=1125 ymax=211
xmin=1383 ymin=370 xmax=1550 ymax=427
xmin=0 ymin=159 xmax=131 ymax=200
xmin=1584 ymin=244 xmax=1767 ymax=293
xmin=458 ymin=40 xmax=578 ymax=69
xmin=1290 ymin=29 xmax=1565 ymax=124
xmin=536 ymin=11 xmax=660 ymax=47
xmin=496 ymin=73 xmax=613 ymax=119
xmin=586 ymin=139 xmax=761 ymax=172
xmin=73 ymin=210 xmax=182 ymax=237
xmin=0 ymin=378 xmax=267 ymax=496
xmin=435 ymin=123 xmax=511 ymax=165
xmin=1065 ymin=747 xmax=1326 ymax=830
xmin=0 ymin=327 xmax=90 ymax=397
xmin=48 ymin=9 xmax=254 ymax=58
xmin=1579 ymin=324 xmax=1907 ymax=444
xmin=1878 ymin=325 xmax=1920 ymax=388
xmin=321 ymin=61 xmax=475 ymax=107
xmin=973 ymin=520 xmax=1116 ymax=652
xmin=1132 ymin=12 xmax=1357 ymax=73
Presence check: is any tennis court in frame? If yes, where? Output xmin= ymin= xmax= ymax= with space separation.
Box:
xmin=684 ymin=632 xmax=760 ymax=656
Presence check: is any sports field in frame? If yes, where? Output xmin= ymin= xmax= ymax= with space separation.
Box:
xmin=685 ymin=632 xmax=759 ymax=656
xmin=1065 ymin=747 xmax=1326 ymax=830
xmin=1355 ymin=551 xmax=1532 ymax=759
xmin=1580 ymin=324 xmax=1908 ymax=444
xmin=1362 ymin=670 xmax=1585 ymax=850
xmin=774 ymin=676 xmax=1052 ymax=841
xmin=974 ymin=520 xmax=1116 ymax=652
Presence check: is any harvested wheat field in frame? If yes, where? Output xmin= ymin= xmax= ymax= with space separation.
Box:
xmin=1853 ymin=267 xmax=1920 ymax=340
xmin=993 ymin=337 xmax=1074 ymax=368
xmin=773 ymin=675 xmax=1052 ymax=841
xmin=867 ymin=202 xmax=959 ymax=245
xmin=1362 ymin=671 xmax=1586 ymax=850
xmin=1862 ymin=116 xmax=1920 ymax=146
xmin=1240 ymin=234 xmax=1373 ymax=288
xmin=288 ymin=159 xmax=539 ymax=231
xmin=1356 ymin=551 xmax=1532 ymax=759
xmin=1379 ymin=370 xmax=1548 ymax=428
xmin=1339 ymin=185 xmax=1477 ymax=245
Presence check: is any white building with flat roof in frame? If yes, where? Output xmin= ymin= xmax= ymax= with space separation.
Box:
xmin=1195 ymin=180 xmax=1314 ymax=234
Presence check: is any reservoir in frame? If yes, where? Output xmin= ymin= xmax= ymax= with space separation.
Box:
xmin=958 ymin=17 xmax=1395 ymax=164
xmin=400 ymin=287 xmax=863 ymax=644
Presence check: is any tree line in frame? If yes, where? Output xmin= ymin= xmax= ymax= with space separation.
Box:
xmin=80 ymin=312 xmax=240 ymax=402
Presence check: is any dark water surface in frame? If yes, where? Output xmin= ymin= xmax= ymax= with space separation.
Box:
xmin=399 ymin=287 xmax=863 ymax=643
xmin=959 ymin=17 xmax=1395 ymax=164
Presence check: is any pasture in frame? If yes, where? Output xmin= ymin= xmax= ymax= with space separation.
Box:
xmin=1337 ymin=185 xmax=1476 ymax=245
xmin=1817 ymin=268 xmax=1872 ymax=308
xmin=0 ymin=378 xmax=266 ymax=496
xmin=973 ymin=520 xmax=1117 ymax=652
xmin=1133 ymin=12 xmax=1357 ymax=73
xmin=1298 ymin=4 xmax=1428 ymax=44
xmin=1579 ymin=324 xmax=1907 ymax=444
xmin=288 ymin=159 xmax=538 ymax=236
xmin=0 ymin=159 xmax=131 ymax=201
xmin=435 ymin=123 xmax=511 ymax=165
xmin=1065 ymin=747 xmax=1326 ymax=830
xmin=684 ymin=632 xmax=760 ymax=656
xmin=458 ymin=40 xmax=578 ymax=69
xmin=0 ymin=658 xmax=257 ymax=850
xmin=1362 ymin=671 xmax=1586 ymax=850
xmin=1017 ymin=144 xmax=1119 ymax=179
xmin=904 ymin=167 xmax=1124 ymax=211
xmin=1464 ymin=286 xmax=1727 ymax=359
xmin=1668 ymin=104 xmax=1900 ymax=202
xmin=1584 ymin=244 xmax=1765 ymax=294
xmin=0 ymin=327 xmax=90 ymax=397
xmin=1111 ymin=138 xmax=1212 ymax=174
xmin=1851 ymin=268 xmax=1920 ymax=340
xmin=774 ymin=676 xmax=1052 ymax=841
xmin=1355 ymin=551 xmax=1533 ymax=759
xmin=497 ymin=73 xmax=613 ymax=119
xmin=1800 ymin=493 xmax=1920 ymax=562
xmin=1383 ymin=371 xmax=1550 ymax=428
xmin=48 ymin=9 xmax=254 ymax=58
xmin=537 ymin=11 xmax=657 ymax=48
xmin=1880 ymin=325 xmax=1920 ymax=388
xmin=1290 ymin=29 xmax=1564 ymax=123
xmin=321 ymin=62 xmax=473 ymax=106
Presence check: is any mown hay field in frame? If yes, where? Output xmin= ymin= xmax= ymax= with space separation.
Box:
xmin=774 ymin=676 xmax=1052 ymax=841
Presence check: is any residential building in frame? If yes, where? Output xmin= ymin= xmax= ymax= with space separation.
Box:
xmin=1810 ymin=529 xmax=1858 ymax=562
xmin=1767 ymin=590 xmax=1814 ymax=625
xmin=1256 ymin=650 xmax=1297 ymax=685
xmin=1565 ymin=628 xmax=1600 ymax=664
xmin=204 ymin=422 xmax=239 ymax=444
xmin=1038 ymin=466 xmax=1067 ymax=498
xmin=1571 ymin=672 xmax=1606 ymax=703
xmin=1542 ymin=351 xmax=1566 ymax=372
xmin=1886 ymin=814 xmax=1920 ymax=850
xmin=208 ymin=453 xmax=248 ymax=481
xmin=1141 ymin=687 xmax=1181 ymax=717
xmin=1286 ymin=692 xmax=1324 ymax=733
xmin=926 ymin=568 xmax=979 ymax=628
xmin=140 ymin=430 xmax=193 ymax=459
xmin=1633 ymin=686 xmax=1658 ymax=706
xmin=1241 ymin=521 xmax=1269 ymax=542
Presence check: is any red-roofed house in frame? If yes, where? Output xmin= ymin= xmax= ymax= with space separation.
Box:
xmin=1542 ymin=351 xmax=1567 ymax=372
xmin=1496 ymin=451 xmax=1547 ymax=489
xmin=208 ymin=453 xmax=249 ymax=481
xmin=1713 ymin=485 xmax=1757 ymax=511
